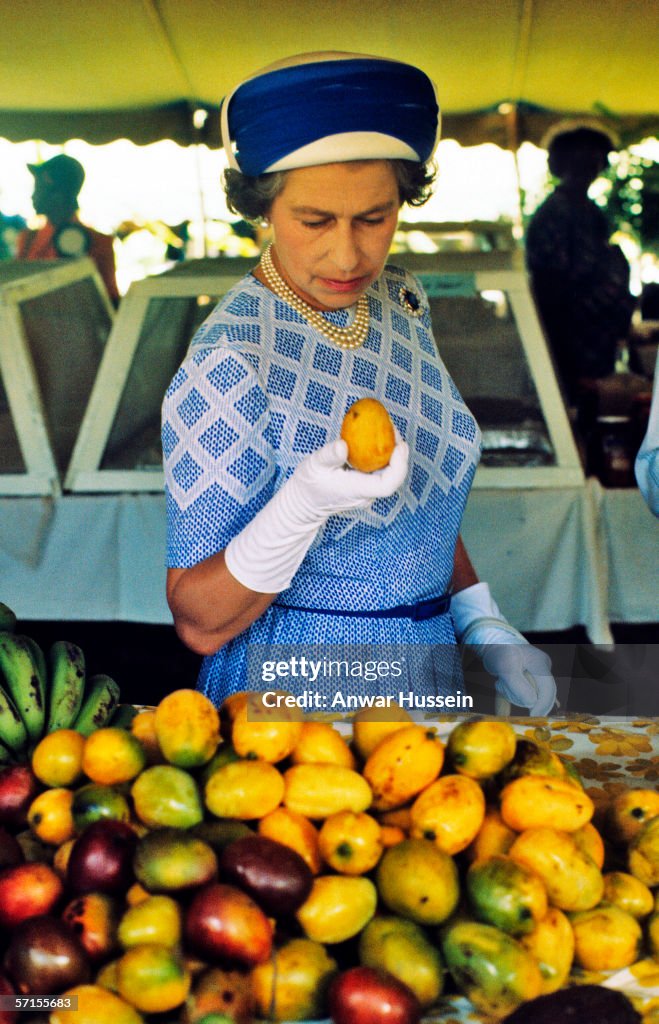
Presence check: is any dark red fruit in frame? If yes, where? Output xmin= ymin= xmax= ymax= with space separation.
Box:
xmin=219 ymin=834 xmax=313 ymax=916
xmin=0 ymin=767 xmax=40 ymax=830
xmin=184 ymin=882 xmax=272 ymax=967
xmin=328 ymin=967 xmax=422 ymax=1024
xmin=66 ymin=820 xmax=137 ymax=894
xmin=4 ymin=915 xmax=90 ymax=995
xmin=0 ymin=862 xmax=63 ymax=929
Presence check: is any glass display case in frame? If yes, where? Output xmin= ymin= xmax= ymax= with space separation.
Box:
xmin=395 ymin=252 xmax=584 ymax=486
xmin=65 ymin=258 xmax=254 ymax=491
xmin=0 ymin=258 xmax=114 ymax=495
xmin=66 ymin=250 xmax=583 ymax=492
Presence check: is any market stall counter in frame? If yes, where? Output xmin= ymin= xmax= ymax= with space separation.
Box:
xmin=1 ymin=481 xmax=656 ymax=648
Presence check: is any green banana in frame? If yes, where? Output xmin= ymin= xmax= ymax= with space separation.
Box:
xmin=73 ymin=673 xmax=121 ymax=737
xmin=23 ymin=635 xmax=48 ymax=693
xmin=0 ymin=633 xmax=46 ymax=743
xmin=0 ymin=682 xmax=28 ymax=755
xmin=0 ymin=602 xmax=17 ymax=633
xmin=46 ymin=641 xmax=86 ymax=733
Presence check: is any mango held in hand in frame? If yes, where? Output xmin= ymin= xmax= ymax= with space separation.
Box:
xmin=340 ymin=398 xmax=395 ymax=472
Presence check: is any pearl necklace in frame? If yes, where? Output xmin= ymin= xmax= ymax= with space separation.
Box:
xmin=259 ymin=244 xmax=370 ymax=350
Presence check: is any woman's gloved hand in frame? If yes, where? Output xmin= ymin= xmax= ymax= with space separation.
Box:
xmin=225 ymin=437 xmax=409 ymax=593
xmin=451 ymin=582 xmax=557 ymax=716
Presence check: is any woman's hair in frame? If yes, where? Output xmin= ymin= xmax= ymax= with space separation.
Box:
xmin=223 ymin=159 xmax=436 ymax=223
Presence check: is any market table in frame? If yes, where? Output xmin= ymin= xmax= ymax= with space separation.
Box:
xmin=1 ymin=480 xmax=656 ymax=644
xmin=401 ymin=714 xmax=659 ymax=1023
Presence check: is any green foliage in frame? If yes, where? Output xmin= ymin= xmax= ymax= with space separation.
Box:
xmin=600 ymin=151 xmax=659 ymax=252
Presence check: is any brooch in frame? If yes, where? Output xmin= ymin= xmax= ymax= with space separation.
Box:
xmin=398 ymin=286 xmax=424 ymax=317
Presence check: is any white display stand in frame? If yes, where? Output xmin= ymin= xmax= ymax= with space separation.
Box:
xmin=0 ymin=258 xmax=114 ymax=495
xmin=396 ymin=252 xmax=584 ymax=488
xmin=66 ymin=250 xmax=582 ymax=492
xmin=66 ymin=258 xmax=255 ymax=492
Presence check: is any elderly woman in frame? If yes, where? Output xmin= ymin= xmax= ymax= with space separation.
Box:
xmin=162 ymin=52 xmax=556 ymax=714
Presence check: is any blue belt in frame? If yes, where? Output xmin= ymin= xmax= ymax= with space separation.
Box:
xmin=274 ymin=592 xmax=451 ymax=622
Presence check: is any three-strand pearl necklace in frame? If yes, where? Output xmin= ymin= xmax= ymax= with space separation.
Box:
xmin=259 ymin=244 xmax=370 ymax=351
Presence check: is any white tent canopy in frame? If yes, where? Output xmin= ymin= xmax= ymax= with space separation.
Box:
xmin=1 ymin=0 xmax=657 ymax=148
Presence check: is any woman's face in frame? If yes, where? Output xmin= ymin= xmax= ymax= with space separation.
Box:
xmin=266 ymin=160 xmax=401 ymax=312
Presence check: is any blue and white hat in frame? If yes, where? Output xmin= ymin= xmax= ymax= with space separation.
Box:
xmin=220 ymin=51 xmax=441 ymax=177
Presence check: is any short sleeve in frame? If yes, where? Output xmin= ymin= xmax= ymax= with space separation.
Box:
xmin=162 ymin=345 xmax=277 ymax=567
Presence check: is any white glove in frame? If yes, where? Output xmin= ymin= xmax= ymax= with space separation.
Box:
xmin=225 ymin=437 xmax=409 ymax=593
xmin=451 ymin=582 xmax=557 ymax=716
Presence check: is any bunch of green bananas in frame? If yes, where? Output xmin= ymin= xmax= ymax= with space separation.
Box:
xmin=0 ymin=601 xmax=121 ymax=764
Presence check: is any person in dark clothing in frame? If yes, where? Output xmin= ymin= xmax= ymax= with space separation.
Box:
xmin=525 ymin=121 xmax=635 ymax=404
xmin=17 ymin=154 xmax=119 ymax=305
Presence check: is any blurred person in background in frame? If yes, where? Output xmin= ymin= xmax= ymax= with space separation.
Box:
xmin=525 ymin=121 xmax=635 ymax=409
xmin=17 ymin=154 xmax=119 ymax=305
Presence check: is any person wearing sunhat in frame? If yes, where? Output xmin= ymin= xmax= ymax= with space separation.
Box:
xmin=525 ymin=119 xmax=635 ymax=406
xmin=162 ymin=52 xmax=557 ymax=714
xmin=17 ymin=153 xmax=119 ymax=305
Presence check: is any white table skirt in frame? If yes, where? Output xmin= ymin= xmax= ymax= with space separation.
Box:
xmin=1 ymin=481 xmax=657 ymax=642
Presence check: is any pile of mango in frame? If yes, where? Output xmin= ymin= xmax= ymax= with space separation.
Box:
xmin=1 ymin=689 xmax=659 ymax=1024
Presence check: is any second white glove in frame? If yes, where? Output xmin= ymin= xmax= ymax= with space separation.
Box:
xmin=451 ymin=582 xmax=557 ymax=716
xmin=225 ymin=437 xmax=409 ymax=593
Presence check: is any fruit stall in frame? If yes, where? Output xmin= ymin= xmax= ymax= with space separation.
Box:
xmin=0 ymin=601 xmax=657 ymax=1023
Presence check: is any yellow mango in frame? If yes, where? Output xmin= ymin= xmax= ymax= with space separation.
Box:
xmin=572 ymin=821 xmax=605 ymax=869
xmin=51 ymin=985 xmax=143 ymax=1024
xmin=205 ymin=760 xmax=284 ymax=819
xmin=518 ymin=907 xmax=574 ymax=994
xmin=607 ymin=787 xmax=659 ymax=844
xmin=629 ymin=815 xmax=659 ymax=886
xmin=290 ymin=722 xmax=356 ymax=768
xmin=509 ymin=827 xmax=604 ymax=912
xmin=376 ymin=838 xmax=460 ymax=925
xmin=410 ymin=774 xmax=485 ymax=855
xmin=340 ymin=397 xmax=395 ymax=473
xmin=602 ymin=871 xmax=654 ymax=919
xmin=251 ymin=938 xmax=338 ymax=1021
xmin=118 ymin=895 xmax=182 ymax=949
xmin=154 ymin=689 xmax=220 ymax=768
xmin=465 ymin=808 xmax=517 ymax=865
xmin=363 ymin=725 xmax=444 ymax=811
xmin=283 ymin=764 xmax=372 ymax=819
xmin=258 ymin=807 xmax=322 ymax=874
xmin=231 ymin=702 xmax=303 ymax=763
xmin=570 ymin=905 xmax=643 ymax=971
xmin=296 ymin=875 xmax=377 ymax=943
xmin=318 ymin=812 xmax=383 ymax=875
xmin=647 ymin=911 xmax=659 ymax=959
xmin=499 ymin=774 xmax=594 ymax=833
xmin=351 ymin=704 xmax=413 ymax=761
xmin=446 ymin=719 xmax=517 ymax=779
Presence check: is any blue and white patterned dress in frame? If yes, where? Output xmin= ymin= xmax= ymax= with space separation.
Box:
xmin=162 ymin=264 xmax=481 ymax=706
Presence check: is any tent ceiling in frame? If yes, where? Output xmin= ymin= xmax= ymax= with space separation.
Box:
xmin=1 ymin=0 xmax=657 ymax=148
